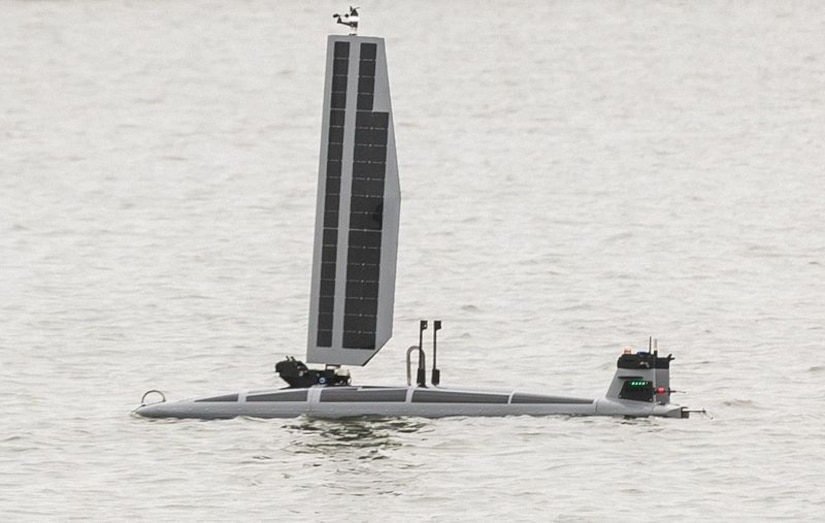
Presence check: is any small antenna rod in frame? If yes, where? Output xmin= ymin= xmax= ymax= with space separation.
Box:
xmin=417 ymin=320 xmax=428 ymax=386
xmin=431 ymin=320 xmax=442 ymax=386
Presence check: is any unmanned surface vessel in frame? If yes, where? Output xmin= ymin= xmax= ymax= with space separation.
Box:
xmin=135 ymin=10 xmax=692 ymax=420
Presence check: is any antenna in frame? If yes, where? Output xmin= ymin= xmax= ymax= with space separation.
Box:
xmin=431 ymin=320 xmax=442 ymax=386
xmin=333 ymin=6 xmax=360 ymax=35
xmin=417 ymin=320 xmax=428 ymax=386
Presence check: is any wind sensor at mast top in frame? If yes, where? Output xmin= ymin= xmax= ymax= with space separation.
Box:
xmin=333 ymin=6 xmax=360 ymax=35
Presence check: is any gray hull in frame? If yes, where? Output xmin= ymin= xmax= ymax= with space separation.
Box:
xmin=133 ymin=386 xmax=687 ymax=420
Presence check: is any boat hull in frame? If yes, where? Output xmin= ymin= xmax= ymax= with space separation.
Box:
xmin=133 ymin=386 xmax=687 ymax=419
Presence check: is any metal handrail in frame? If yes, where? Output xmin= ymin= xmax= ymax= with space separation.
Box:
xmin=140 ymin=389 xmax=166 ymax=405
xmin=406 ymin=345 xmax=425 ymax=386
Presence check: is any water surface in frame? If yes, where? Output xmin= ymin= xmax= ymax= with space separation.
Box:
xmin=1 ymin=1 xmax=824 ymax=520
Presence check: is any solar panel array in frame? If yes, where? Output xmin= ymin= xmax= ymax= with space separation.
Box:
xmin=308 ymin=36 xmax=399 ymax=366
xmin=316 ymin=41 xmax=351 ymax=347
xmin=343 ymin=42 xmax=390 ymax=350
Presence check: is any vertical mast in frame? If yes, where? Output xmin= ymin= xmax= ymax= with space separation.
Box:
xmin=306 ymin=34 xmax=400 ymax=366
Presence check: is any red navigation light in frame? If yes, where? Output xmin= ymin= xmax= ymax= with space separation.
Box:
xmin=655 ymin=387 xmax=667 ymax=394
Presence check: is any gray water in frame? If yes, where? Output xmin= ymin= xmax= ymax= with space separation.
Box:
xmin=2 ymin=1 xmax=824 ymax=520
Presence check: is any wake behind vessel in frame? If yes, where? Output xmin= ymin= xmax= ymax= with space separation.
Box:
xmin=135 ymin=11 xmax=693 ymax=420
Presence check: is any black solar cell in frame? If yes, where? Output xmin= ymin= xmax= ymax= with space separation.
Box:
xmin=349 ymin=230 xmax=382 ymax=248
xmin=324 ymin=194 xmax=340 ymax=211
xmin=331 ymin=92 xmax=346 ymax=109
xmin=357 ymin=76 xmax=375 ymax=94
xmin=328 ymin=126 xmax=344 ymax=144
xmin=323 ymin=210 xmax=338 ymax=228
xmin=346 ymin=263 xmax=379 ymax=281
xmin=320 ymin=262 xmax=337 ymax=279
xmin=330 ymin=110 xmax=345 ymax=127
xmin=357 ymin=93 xmax=374 ymax=110
xmin=327 ymin=159 xmax=342 ymax=177
xmin=349 ymin=194 xmax=382 ymax=212
xmin=331 ymin=74 xmax=348 ymax=93
xmin=346 ymin=246 xmax=381 ymax=265
xmin=358 ymin=59 xmax=376 ymax=77
xmin=319 ymin=279 xmax=335 ymax=297
xmin=354 ymin=128 xmax=387 ymax=146
xmin=317 ymin=331 xmax=333 ymax=347
xmin=332 ymin=58 xmax=349 ymax=75
xmin=352 ymin=162 xmax=386 ymax=179
xmin=349 ymin=206 xmax=383 ymax=229
xmin=354 ymin=144 xmax=386 ymax=162
xmin=342 ymin=332 xmax=375 ymax=349
xmin=325 ymin=177 xmax=341 ymax=195
xmin=321 ymin=246 xmax=337 ymax=263
xmin=327 ymin=142 xmax=344 ymax=161
xmin=319 ymin=296 xmax=335 ymax=314
xmin=333 ymin=41 xmax=350 ymax=58
xmin=346 ymin=280 xmax=379 ymax=298
xmin=350 ymin=178 xmax=384 ymax=196
xmin=359 ymin=43 xmax=377 ymax=60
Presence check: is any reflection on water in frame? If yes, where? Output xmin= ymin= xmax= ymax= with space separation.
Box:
xmin=284 ymin=416 xmax=429 ymax=460
xmin=269 ymin=417 xmax=432 ymax=498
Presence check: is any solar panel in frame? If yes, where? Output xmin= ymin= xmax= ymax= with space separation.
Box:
xmin=314 ymin=41 xmax=351 ymax=347
xmin=307 ymin=36 xmax=400 ymax=366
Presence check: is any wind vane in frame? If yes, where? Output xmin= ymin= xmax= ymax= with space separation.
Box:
xmin=333 ymin=6 xmax=359 ymax=35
